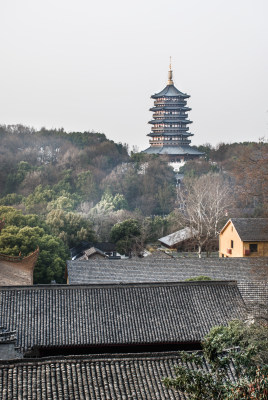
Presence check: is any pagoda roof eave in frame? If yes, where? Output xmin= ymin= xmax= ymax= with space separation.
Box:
xmin=142 ymin=145 xmax=204 ymax=156
xmin=147 ymin=132 xmax=194 ymax=137
xmin=149 ymin=119 xmax=192 ymax=125
xmin=149 ymin=107 xmax=191 ymax=112
xmin=151 ymin=84 xmax=190 ymax=99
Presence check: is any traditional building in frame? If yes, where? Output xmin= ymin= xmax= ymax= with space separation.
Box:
xmin=0 ymin=351 xmax=235 ymax=399
xmin=0 ymin=282 xmax=245 ymax=357
xmin=158 ymin=227 xmax=218 ymax=252
xmin=65 ymin=257 xmax=268 ymax=321
xmin=143 ymin=61 xmax=203 ymax=169
xmin=0 ymin=248 xmax=39 ymax=286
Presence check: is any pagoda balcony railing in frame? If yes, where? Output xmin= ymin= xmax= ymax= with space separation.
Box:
xmin=152 ymin=122 xmax=189 ymax=132
xmin=149 ymin=140 xmax=191 ymax=146
xmin=152 ymin=113 xmax=188 ymax=119
xmin=151 ymin=128 xmax=189 ymax=133
xmin=154 ymin=99 xmax=186 ymax=106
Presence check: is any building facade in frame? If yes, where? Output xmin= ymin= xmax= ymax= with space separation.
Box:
xmin=219 ymin=218 xmax=268 ymax=257
xmin=143 ymin=62 xmax=203 ymax=170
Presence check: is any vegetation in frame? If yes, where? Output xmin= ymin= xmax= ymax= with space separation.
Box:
xmin=193 ymin=141 xmax=268 ymax=216
xmin=0 ymin=125 xmax=267 ymax=281
xmin=185 ymin=276 xmax=212 ymax=281
xmin=46 ymin=209 xmax=96 ymax=248
xmin=179 ymin=173 xmax=232 ymax=257
xmin=0 ymin=125 xmax=176 ymax=216
xmin=110 ymin=219 xmax=142 ymax=255
xmin=0 ymin=206 xmax=68 ymax=283
xmin=163 ymin=320 xmax=268 ymax=399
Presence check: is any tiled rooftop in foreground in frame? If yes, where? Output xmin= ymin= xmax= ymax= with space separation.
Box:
xmin=0 ymin=281 xmax=246 ymax=353
xmin=0 ymin=351 xmax=234 ymax=400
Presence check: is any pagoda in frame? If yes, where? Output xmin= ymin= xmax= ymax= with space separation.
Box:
xmin=143 ymin=61 xmax=203 ymax=167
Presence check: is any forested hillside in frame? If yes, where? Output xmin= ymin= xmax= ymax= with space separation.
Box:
xmin=0 ymin=125 xmax=267 ymax=283
xmin=0 ymin=125 xmax=176 ymax=216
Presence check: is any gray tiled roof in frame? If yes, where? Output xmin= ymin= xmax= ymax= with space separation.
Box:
xmin=151 ymin=84 xmax=189 ymax=98
xmin=77 ymin=247 xmax=108 ymax=260
xmin=230 ymin=218 xmax=268 ymax=241
xmin=0 ymin=282 xmax=245 ymax=353
xmin=66 ymin=257 xmax=268 ymax=284
xmin=66 ymin=258 xmax=268 ymax=318
xmin=159 ymin=228 xmax=197 ymax=247
xmin=0 ymin=351 xmax=235 ymax=399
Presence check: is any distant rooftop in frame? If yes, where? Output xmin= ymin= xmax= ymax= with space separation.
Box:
xmin=159 ymin=227 xmax=197 ymax=247
xmin=66 ymin=257 xmax=268 ymax=319
xmin=224 ymin=218 xmax=268 ymax=241
xmin=151 ymin=84 xmax=189 ymax=98
xmin=143 ymin=145 xmax=203 ymax=156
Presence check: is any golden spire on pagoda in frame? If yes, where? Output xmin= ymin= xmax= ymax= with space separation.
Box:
xmin=167 ymin=56 xmax=174 ymax=85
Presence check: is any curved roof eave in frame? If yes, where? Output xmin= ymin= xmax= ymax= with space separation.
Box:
xmin=149 ymin=119 xmax=193 ymax=125
xmin=149 ymin=106 xmax=191 ymax=112
xmin=147 ymin=133 xmax=194 ymax=137
xmin=142 ymin=146 xmax=204 ymax=156
xmin=151 ymin=84 xmax=190 ymax=99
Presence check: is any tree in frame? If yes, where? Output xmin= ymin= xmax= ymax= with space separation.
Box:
xmin=179 ymin=159 xmax=219 ymax=178
xmin=0 ymin=206 xmax=70 ymax=283
xmin=75 ymin=170 xmax=98 ymax=202
xmin=163 ymin=320 xmax=268 ymax=400
xmin=110 ymin=219 xmax=141 ymax=255
xmin=0 ymin=225 xmax=68 ymax=283
xmin=0 ymin=206 xmax=48 ymax=231
xmin=47 ymin=195 xmax=75 ymax=212
xmin=228 ymin=141 xmax=268 ymax=216
xmin=46 ymin=209 xmax=95 ymax=247
xmin=178 ymin=173 xmax=232 ymax=257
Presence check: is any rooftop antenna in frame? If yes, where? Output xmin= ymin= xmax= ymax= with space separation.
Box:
xmin=167 ymin=56 xmax=174 ymax=85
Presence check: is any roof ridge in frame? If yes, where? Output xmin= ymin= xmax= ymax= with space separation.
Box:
xmin=0 ymin=351 xmax=197 ymax=366
xmin=0 ymin=280 xmax=239 ymax=290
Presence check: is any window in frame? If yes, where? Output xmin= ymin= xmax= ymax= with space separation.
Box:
xmin=231 ymin=240 xmax=234 ymax=249
xmin=249 ymin=243 xmax=258 ymax=252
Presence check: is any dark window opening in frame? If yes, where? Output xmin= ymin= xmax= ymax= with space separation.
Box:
xmin=249 ymin=243 xmax=258 ymax=252
xmin=231 ymin=240 xmax=234 ymax=249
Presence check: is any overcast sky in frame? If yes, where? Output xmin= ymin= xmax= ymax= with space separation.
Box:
xmin=1 ymin=0 xmax=267 ymax=150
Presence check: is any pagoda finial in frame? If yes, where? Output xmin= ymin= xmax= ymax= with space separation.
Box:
xmin=167 ymin=56 xmax=173 ymax=85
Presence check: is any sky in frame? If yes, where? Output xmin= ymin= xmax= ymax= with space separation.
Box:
xmin=1 ymin=0 xmax=268 ymax=151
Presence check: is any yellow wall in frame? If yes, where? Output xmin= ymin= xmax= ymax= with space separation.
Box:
xmin=219 ymin=221 xmax=243 ymax=257
xmin=219 ymin=220 xmax=268 ymax=257
xmin=243 ymin=241 xmax=268 ymax=257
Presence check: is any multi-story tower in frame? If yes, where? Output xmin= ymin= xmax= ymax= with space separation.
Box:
xmin=143 ymin=62 xmax=203 ymax=169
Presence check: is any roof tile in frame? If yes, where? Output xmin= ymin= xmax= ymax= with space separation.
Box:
xmin=0 ymin=282 xmax=245 ymax=353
